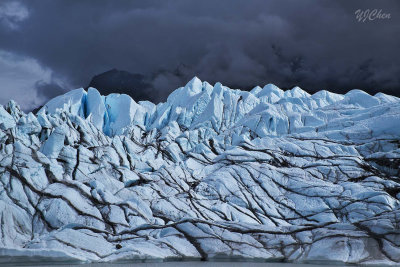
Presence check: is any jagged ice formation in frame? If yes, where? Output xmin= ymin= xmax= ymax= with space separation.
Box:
xmin=1 ymin=77 xmax=400 ymax=264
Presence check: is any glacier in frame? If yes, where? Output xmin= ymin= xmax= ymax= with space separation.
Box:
xmin=1 ymin=77 xmax=400 ymax=264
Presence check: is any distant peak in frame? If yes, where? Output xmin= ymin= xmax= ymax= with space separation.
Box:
xmin=88 ymin=69 xmax=152 ymax=102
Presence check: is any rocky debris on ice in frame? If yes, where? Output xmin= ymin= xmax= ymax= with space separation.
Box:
xmin=0 ymin=77 xmax=400 ymax=264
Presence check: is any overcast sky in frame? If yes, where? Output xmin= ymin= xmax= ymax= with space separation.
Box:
xmin=0 ymin=0 xmax=399 ymax=111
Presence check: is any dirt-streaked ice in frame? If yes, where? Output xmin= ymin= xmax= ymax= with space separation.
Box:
xmin=1 ymin=77 xmax=400 ymax=264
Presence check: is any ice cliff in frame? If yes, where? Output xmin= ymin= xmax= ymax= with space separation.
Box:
xmin=1 ymin=77 xmax=400 ymax=264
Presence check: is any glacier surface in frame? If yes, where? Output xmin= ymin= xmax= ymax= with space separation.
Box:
xmin=1 ymin=77 xmax=400 ymax=264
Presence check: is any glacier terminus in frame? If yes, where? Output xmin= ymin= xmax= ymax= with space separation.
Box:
xmin=0 ymin=77 xmax=400 ymax=265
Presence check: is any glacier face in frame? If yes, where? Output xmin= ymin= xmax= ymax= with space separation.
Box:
xmin=1 ymin=77 xmax=400 ymax=264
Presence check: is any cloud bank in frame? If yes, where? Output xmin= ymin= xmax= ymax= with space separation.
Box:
xmin=0 ymin=0 xmax=399 ymax=110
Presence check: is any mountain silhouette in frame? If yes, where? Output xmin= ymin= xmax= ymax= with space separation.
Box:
xmin=88 ymin=69 xmax=154 ymax=102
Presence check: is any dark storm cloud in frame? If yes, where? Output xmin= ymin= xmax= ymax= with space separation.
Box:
xmin=0 ymin=0 xmax=399 ymax=109
xmin=35 ymin=80 xmax=66 ymax=99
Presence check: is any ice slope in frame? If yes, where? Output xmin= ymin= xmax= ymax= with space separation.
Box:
xmin=1 ymin=77 xmax=400 ymax=264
